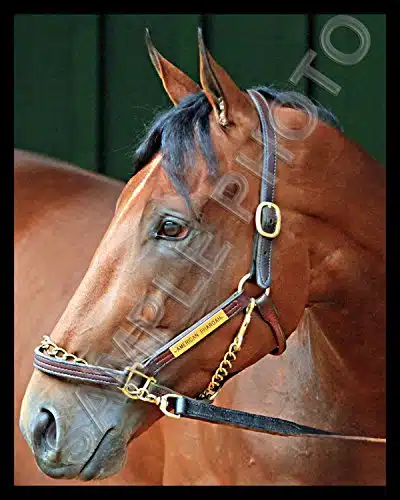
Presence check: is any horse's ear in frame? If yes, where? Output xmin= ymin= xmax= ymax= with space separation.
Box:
xmin=145 ymin=29 xmax=200 ymax=105
xmin=198 ymin=27 xmax=251 ymax=127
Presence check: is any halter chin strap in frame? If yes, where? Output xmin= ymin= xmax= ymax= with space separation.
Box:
xmin=31 ymin=90 xmax=385 ymax=444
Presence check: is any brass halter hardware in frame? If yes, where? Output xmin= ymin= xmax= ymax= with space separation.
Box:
xmin=39 ymin=335 xmax=88 ymax=365
xmin=198 ymin=298 xmax=256 ymax=401
xmin=158 ymin=394 xmax=182 ymax=419
xmin=217 ymin=97 xmax=229 ymax=127
xmin=237 ymin=272 xmax=271 ymax=297
xmin=119 ymin=367 xmax=181 ymax=419
xmin=119 ymin=366 xmax=158 ymax=402
xmin=37 ymin=296 xmax=258 ymax=417
xmin=255 ymin=202 xmax=281 ymax=239
xmin=38 ymin=336 xmax=182 ymax=419
xmin=237 ymin=273 xmax=252 ymax=293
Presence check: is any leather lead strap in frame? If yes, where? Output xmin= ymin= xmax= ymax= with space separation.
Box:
xmin=171 ymin=397 xmax=386 ymax=443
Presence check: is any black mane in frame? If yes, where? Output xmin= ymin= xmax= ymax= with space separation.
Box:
xmin=132 ymin=86 xmax=341 ymax=199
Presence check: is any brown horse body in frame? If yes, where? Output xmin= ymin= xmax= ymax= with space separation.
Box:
xmin=17 ymin=32 xmax=385 ymax=486
xmin=14 ymin=150 xmax=165 ymax=485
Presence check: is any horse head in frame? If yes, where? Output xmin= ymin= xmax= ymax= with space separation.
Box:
xmin=20 ymin=29 xmax=385 ymax=481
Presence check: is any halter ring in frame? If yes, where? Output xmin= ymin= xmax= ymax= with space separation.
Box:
xmin=237 ymin=273 xmax=252 ymax=293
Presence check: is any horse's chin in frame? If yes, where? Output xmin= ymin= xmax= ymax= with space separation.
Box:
xmin=77 ymin=430 xmax=128 ymax=481
xmin=37 ymin=429 xmax=128 ymax=481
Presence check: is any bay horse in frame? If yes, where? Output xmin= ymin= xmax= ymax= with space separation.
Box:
xmin=14 ymin=151 xmax=332 ymax=487
xmin=15 ymin=152 xmax=359 ymax=487
xmin=14 ymin=150 xmax=165 ymax=485
xmin=18 ymin=31 xmax=386 ymax=485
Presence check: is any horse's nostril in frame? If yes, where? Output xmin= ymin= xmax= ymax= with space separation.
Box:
xmin=32 ymin=409 xmax=57 ymax=454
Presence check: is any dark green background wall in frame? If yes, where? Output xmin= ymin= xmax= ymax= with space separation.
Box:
xmin=14 ymin=14 xmax=385 ymax=181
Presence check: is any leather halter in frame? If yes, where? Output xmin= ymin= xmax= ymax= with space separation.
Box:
xmin=32 ymin=90 xmax=385 ymax=444
xmin=247 ymin=88 xmax=279 ymax=289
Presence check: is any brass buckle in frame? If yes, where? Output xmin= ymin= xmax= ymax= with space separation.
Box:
xmin=255 ymin=202 xmax=281 ymax=238
xmin=120 ymin=365 xmax=157 ymax=400
xmin=159 ymin=394 xmax=181 ymax=419
xmin=120 ymin=369 xmax=181 ymax=419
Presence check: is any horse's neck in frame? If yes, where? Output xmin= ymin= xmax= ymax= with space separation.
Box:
xmin=285 ymin=125 xmax=385 ymax=434
xmin=281 ymin=118 xmax=385 ymax=254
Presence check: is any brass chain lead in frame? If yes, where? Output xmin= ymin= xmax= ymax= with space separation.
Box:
xmin=39 ymin=335 xmax=88 ymax=365
xmin=198 ymin=298 xmax=256 ymax=401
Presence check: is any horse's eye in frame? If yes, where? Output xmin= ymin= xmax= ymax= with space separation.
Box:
xmin=157 ymin=219 xmax=188 ymax=239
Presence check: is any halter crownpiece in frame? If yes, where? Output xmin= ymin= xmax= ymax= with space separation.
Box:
xmin=247 ymin=89 xmax=280 ymax=289
xmin=32 ymin=90 xmax=385 ymax=443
